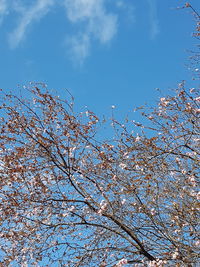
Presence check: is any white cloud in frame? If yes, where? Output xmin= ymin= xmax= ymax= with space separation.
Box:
xmin=5 ymin=0 xmax=118 ymax=63
xmin=0 ymin=0 xmax=7 ymax=13
xmin=0 ymin=0 xmax=8 ymax=25
xmin=63 ymin=0 xmax=118 ymax=64
xmin=115 ymin=0 xmax=135 ymax=24
xmin=8 ymin=0 xmax=54 ymax=49
xmin=64 ymin=0 xmax=100 ymax=22
xmin=147 ymin=0 xmax=159 ymax=39
xmin=0 ymin=0 xmax=136 ymax=64
xmin=66 ymin=32 xmax=90 ymax=65
xmin=88 ymin=13 xmax=117 ymax=44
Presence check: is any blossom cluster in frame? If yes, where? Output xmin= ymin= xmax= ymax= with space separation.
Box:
xmin=116 ymin=258 xmax=128 ymax=266
xmin=97 ymin=200 xmax=108 ymax=215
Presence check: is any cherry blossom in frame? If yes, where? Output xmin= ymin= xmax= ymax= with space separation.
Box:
xmin=0 ymin=9 xmax=199 ymax=264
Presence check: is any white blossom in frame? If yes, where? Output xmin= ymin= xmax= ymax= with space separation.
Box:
xmin=119 ymin=163 xmax=127 ymax=169
xmin=135 ymin=135 xmax=141 ymax=142
xmin=98 ymin=200 xmax=107 ymax=215
xmin=68 ymin=206 xmax=75 ymax=212
xmin=151 ymin=208 xmax=156 ymax=216
xmin=172 ymin=250 xmax=179 ymax=259
xmin=116 ymin=258 xmax=128 ymax=266
xmin=121 ymin=198 xmax=126 ymax=205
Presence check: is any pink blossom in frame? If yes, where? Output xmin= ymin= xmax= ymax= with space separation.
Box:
xmin=160 ymin=97 xmax=169 ymax=106
xmin=151 ymin=208 xmax=156 ymax=216
xmin=135 ymin=135 xmax=141 ymax=142
xmin=172 ymin=250 xmax=179 ymax=259
xmin=116 ymin=258 xmax=128 ymax=266
xmin=121 ymin=199 xmax=126 ymax=205
xmin=112 ymin=175 xmax=117 ymax=180
xmin=119 ymin=163 xmax=127 ymax=169
xmin=98 ymin=200 xmax=107 ymax=215
xmin=148 ymin=259 xmax=167 ymax=267
xmin=188 ymin=176 xmax=197 ymax=187
xmin=68 ymin=206 xmax=75 ymax=212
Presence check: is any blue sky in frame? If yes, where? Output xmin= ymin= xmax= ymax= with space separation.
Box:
xmin=0 ymin=0 xmax=199 ymax=117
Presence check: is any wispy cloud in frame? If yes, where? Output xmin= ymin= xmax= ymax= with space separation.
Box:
xmin=63 ymin=0 xmax=118 ymax=64
xmin=0 ymin=0 xmax=134 ymax=64
xmin=8 ymin=0 xmax=54 ymax=49
xmin=115 ymin=0 xmax=135 ymax=24
xmin=147 ymin=0 xmax=160 ymax=39
xmin=0 ymin=0 xmax=8 ymax=25
xmin=66 ymin=32 xmax=90 ymax=65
